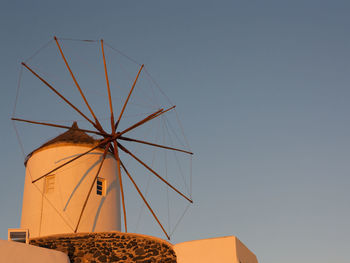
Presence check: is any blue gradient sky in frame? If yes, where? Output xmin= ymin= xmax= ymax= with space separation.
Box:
xmin=1 ymin=1 xmax=350 ymax=263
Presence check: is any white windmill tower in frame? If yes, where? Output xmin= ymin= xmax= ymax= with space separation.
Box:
xmin=21 ymin=122 xmax=121 ymax=238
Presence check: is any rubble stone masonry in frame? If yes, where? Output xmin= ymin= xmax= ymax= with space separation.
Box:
xmin=29 ymin=232 xmax=176 ymax=263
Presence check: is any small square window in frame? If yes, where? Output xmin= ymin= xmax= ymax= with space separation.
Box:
xmin=45 ymin=175 xmax=55 ymax=193
xmin=96 ymin=177 xmax=106 ymax=196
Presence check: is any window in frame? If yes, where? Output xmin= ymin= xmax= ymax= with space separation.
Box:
xmin=8 ymin=229 xmax=29 ymax=244
xmin=45 ymin=174 xmax=55 ymax=193
xmin=97 ymin=177 xmax=106 ymax=196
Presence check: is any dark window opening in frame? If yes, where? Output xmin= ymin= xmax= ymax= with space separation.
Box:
xmin=97 ymin=177 xmax=106 ymax=196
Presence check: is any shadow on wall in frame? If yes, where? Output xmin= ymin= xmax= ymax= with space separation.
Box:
xmin=63 ymin=153 xmax=102 ymax=211
xmin=92 ymin=179 xmax=118 ymax=232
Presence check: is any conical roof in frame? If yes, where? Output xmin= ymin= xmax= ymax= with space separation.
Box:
xmin=39 ymin=122 xmax=98 ymax=148
xmin=25 ymin=122 xmax=103 ymax=166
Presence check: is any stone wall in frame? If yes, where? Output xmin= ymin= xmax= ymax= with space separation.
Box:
xmin=29 ymin=232 xmax=176 ymax=263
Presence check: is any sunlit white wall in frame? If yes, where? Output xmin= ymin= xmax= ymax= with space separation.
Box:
xmin=21 ymin=143 xmax=121 ymax=237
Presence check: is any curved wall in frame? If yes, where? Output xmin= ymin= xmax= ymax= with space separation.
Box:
xmin=21 ymin=143 xmax=121 ymax=238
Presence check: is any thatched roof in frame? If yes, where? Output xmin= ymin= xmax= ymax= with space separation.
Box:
xmin=39 ymin=122 xmax=97 ymax=148
xmin=25 ymin=122 xmax=103 ymax=166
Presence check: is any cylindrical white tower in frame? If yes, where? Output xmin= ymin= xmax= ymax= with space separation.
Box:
xmin=21 ymin=122 xmax=121 ymax=238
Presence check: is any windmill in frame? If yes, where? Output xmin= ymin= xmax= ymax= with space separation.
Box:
xmin=12 ymin=37 xmax=193 ymax=240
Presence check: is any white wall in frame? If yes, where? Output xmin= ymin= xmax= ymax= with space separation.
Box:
xmin=174 ymin=236 xmax=258 ymax=263
xmin=0 ymin=240 xmax=70 ymax=263
xmin=21 ymin=143 xmax=121 ymax=238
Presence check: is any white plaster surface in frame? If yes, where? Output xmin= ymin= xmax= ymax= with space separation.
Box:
xmin=0 ymin=239 xmax=70 ymax=263
xmin=21 ymin=143 xmax=121 ymax=238
xmin=174 ymin=236 xmax=258 ymax=263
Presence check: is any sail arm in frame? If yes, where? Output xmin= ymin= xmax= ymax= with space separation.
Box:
xmin=117 ymin=142 xmax=193 ymax=203
xmin=113 ymin=140 xmax=127 ymax=232
xmin=118 ymin=136 xmax=193 ymax=155
xmin=21 ymin=62 xmax=98 ymax=130
xmin=115 ymin=64 xmax=144 ymax=129
xmin=11 ymin=118 xmax=107 ymax=137
xmin=120 ymin=160 xmax=170 ymax=239
xmin=54 ymin=36 xmax=104 ymax=132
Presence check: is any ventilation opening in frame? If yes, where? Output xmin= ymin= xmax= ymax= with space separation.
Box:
xmin=45 ymin=174 xmax=55 ymax=193
xmin=97 ymin=177 xmax=106 ymax=196
xmin=8 ymin=229 xmax=29 ymax=244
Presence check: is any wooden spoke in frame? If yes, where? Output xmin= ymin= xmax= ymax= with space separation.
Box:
xmin=101 ymin=39 xmax=115 ymax=133
xmin=74 ymin=142 xmax=111 ymax=233
xmin=115 ymin=64 xmax=144 ymax=129
xmin=117 ymin=108 xmax=163 ymax=137
xmin=120 ymin=160 xmax=170 ymax=240
xmin=54 ymin=37 xmax=104 ymax=132
xmin=149 ymin=105 xmax=176 ymax=121
xmin=11 ymin=117 xmax=107 ymax=137
xmin=117 ymin=143 xmax=193 ymax=203
xmin=113 ymin=140 xmax=127 ymax=232
xmin=119 ymin=136 xmax=193 ymax=155
xmin=21 ymin=62 xmax=98 ymax=129
xmin=32 ymin=138 xmax=110 ymax=183
xmin=117 ymin=106 xmax=176 ymax=138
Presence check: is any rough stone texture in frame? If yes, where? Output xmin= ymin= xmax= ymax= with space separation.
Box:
xmin=29 ymin=232 xmax=176 ymax=263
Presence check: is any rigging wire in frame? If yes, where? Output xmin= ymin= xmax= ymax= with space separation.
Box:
xmin=104 ymin=42 xmax=141 ymax=66
xmin=135 ymin=116 xmax=161 ymax=232
xmin=161 ymin=116 xmax=171 ymax=234
xmin=144 ymin=67 xmax=192 ymax=151
xmin=12 ymin=66 xmax=23 ymax=117
xmin=164 ymin=114 xmax=188 ymax=149
xmin=140 ymin=66 xmax=159 ymax=107
xmin=163 ymin=116 xmax=190 ymax=196
xmin=143 ymin=67 xmax=192 ymax=150
xmin=143 ymin=67 xmax=173 ymax=105
xmin=104 ymin=44 xmax=159 ymax=112
xmin=56 ymin=37 xmax=99 ymax=43
xmin=12 ymin=121 xmax=29 ymax=172
xmin=169 ymin=202 xmax=191 ymax=238
xmin=190 ymin=155 xmax=193 ymax=199
xmin=24 ymin=39 xmax=54 ymax=63
xmin=60 ymin=39 xmax=105 ymax=79
xmin=162 ymin=115 xmax=193 ymax=234
xmin=175 ymin=110 xmax=192 ymax=151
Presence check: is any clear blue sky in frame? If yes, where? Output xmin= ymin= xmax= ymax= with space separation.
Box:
xmin=1 ymin=1 xmax=350 ymax=263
